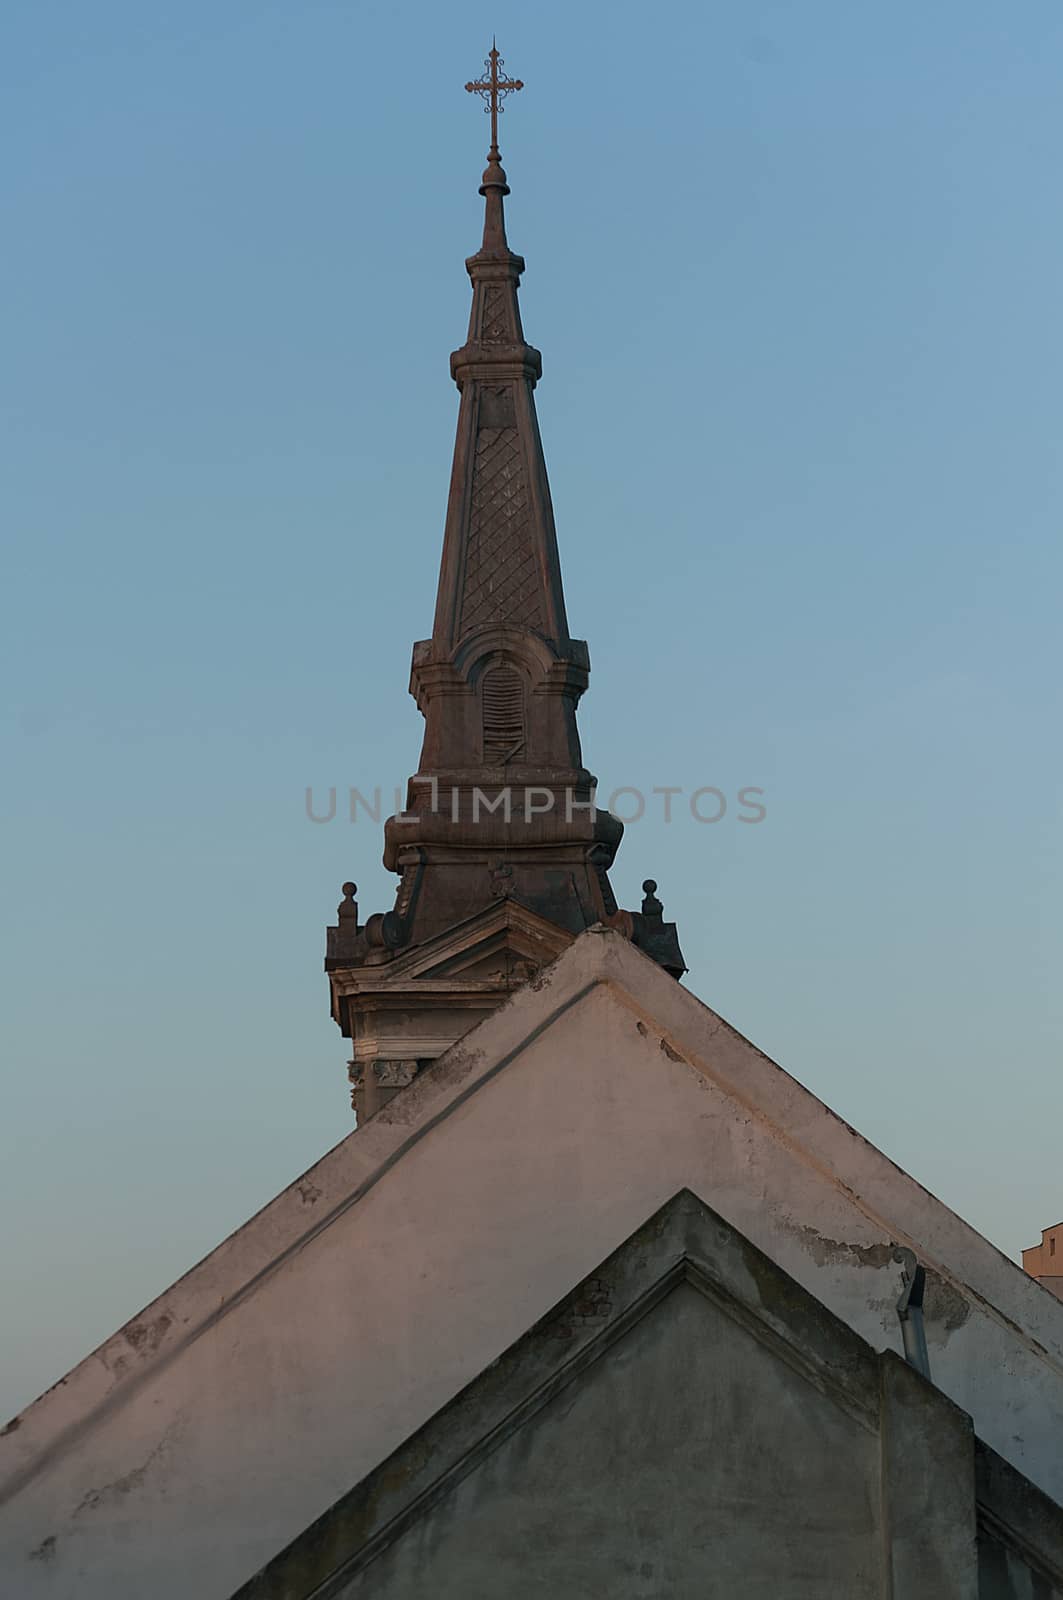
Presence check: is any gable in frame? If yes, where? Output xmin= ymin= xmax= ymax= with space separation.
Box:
xmin=319 ymin=1284 xmax=881 ymax=1600
xmin=4 ymin=930 xmax=1063 ymax=1600
xmin=233 ymin=1191 xmax=974 ymax=1600
xmin=372 ymin=899 xmax=575 ymax=982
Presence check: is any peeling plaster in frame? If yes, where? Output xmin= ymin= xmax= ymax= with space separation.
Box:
xmin=792 ymin=1225 xmax=898 ymax=1273
xmin=923 ymin=1268 xmax=973 ymax=1344
xmin=122 ymin=1314 xmax=172 ymax=1357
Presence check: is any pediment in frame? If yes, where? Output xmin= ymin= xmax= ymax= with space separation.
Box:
xmin=231 ymin=1190 xmax=975 ymax=1600
xmin=335 ymin=897 xmax=575 ymax=991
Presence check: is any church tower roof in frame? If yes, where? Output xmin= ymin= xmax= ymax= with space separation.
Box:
xmin=326 ymin=47 xmax=684 ymax=1120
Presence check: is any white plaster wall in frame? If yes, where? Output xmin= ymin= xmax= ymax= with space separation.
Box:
xmin=2 ymin=931 xmax=1062 ymax=1599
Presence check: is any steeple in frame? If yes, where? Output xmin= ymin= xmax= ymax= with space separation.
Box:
xmin=326 ymin=48 xmax=684 ymax=1119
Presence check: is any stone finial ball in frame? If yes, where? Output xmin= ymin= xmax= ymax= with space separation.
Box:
xmin=342 ymin=882 xmax=357 ymax=897
xmin=642 ymin=879 xmax=657 ymax=895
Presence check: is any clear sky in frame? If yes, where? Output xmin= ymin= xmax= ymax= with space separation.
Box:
xmin=2 ymin=0 xmax=1062 ymax=1423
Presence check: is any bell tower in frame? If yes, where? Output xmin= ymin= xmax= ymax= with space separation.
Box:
xmin=327 ymin=46 xmax=684 ymax=1119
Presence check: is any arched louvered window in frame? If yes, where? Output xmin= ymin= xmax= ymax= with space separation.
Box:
xmin=482 ymin=663 xmax=525 ymax=765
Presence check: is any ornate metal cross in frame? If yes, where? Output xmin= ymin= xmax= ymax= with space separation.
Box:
xmin=465 ymin=42 xmax=523 ymax=156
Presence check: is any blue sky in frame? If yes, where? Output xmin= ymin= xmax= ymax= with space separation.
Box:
xmin=2 ymin=0 xmax=1061 ymax=1421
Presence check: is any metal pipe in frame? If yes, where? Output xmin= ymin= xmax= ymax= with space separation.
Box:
xmin=894 ymin=1247 xmax=932 ymax=1381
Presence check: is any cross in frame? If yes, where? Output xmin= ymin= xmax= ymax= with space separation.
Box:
xmin=465 ymin=41 xmax=523 ymax=158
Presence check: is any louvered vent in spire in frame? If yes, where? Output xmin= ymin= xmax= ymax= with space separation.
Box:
xmin=482 ymin=663 xmax=525 ymax=764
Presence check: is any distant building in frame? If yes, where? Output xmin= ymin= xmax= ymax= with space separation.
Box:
xmin=1023 ymin=1222 xmax=1063 ymax=1300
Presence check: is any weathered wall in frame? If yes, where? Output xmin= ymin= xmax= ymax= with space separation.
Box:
xmin=2 ymin=932 xmax=1062 ymax=1598
xmin=338 ymin=1281 xmax=884 ymax=1600
xmin=978 ymin=1535 xmax=1063 ymax=1600
xmin=238 ymin=1192 xmax=987 ymax=1600
xmin=976 ymin=1444 xmax=1063 ymax=1599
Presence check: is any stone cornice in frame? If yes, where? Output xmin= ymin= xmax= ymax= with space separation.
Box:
xmin=449 ymin=341 xmax=542 ymax=387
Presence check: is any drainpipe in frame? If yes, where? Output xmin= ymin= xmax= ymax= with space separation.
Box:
xmin=894 ymin=1247 xmax=931 ymax=1381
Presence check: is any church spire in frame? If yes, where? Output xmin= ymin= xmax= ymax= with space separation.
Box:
xmin=326 ymin=49 xmax=684 ymax=1120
